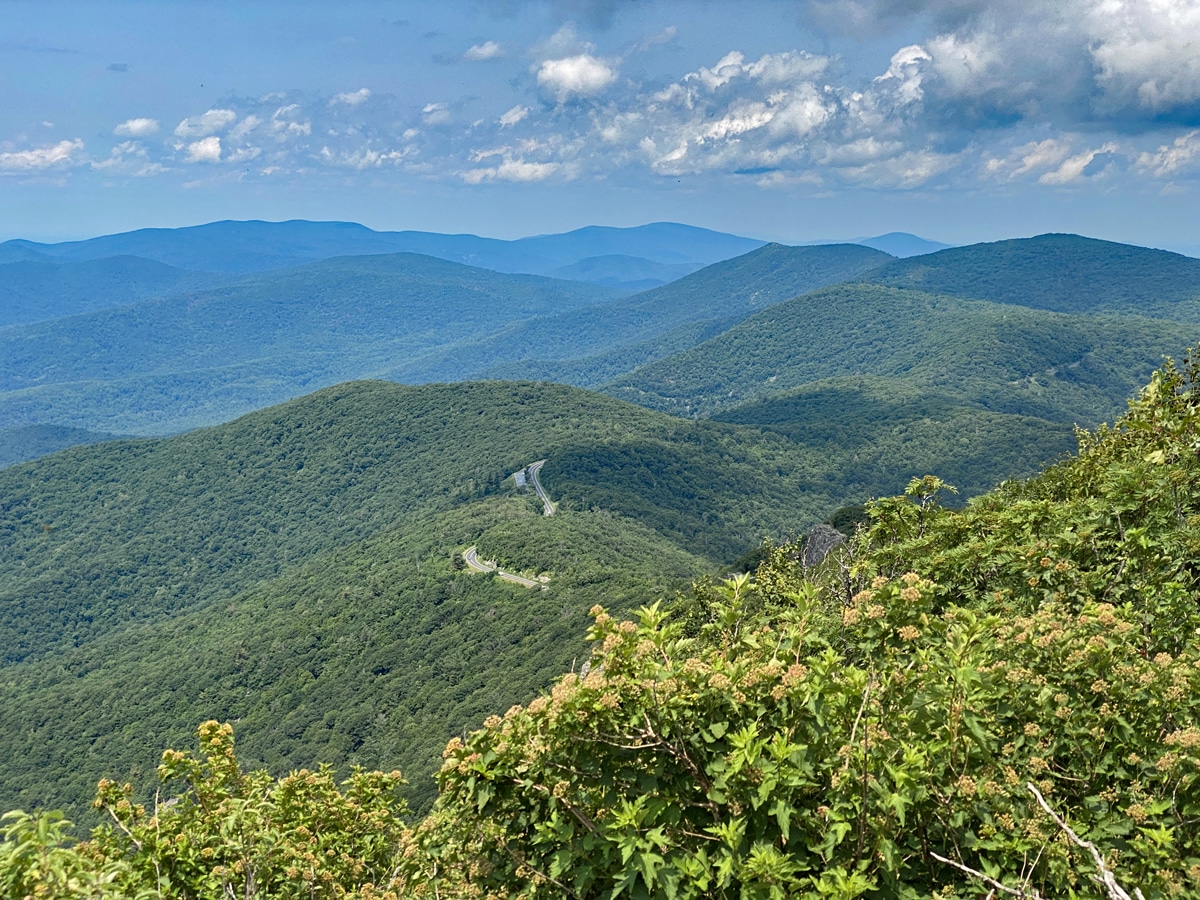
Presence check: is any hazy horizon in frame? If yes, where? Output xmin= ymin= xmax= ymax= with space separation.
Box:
xmin=4 ymin=1 xmax=1199 ymax=254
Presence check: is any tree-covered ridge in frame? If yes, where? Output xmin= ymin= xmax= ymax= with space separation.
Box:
xmin=859 ymin=233 xmax=1200 ymax=319
xmin=0 ymin=373 xmax=1097 ymax=824
xmin=0 ymin=256 xmax=234 ymax=328
xmin=604 ymin=282 xmax=1200 ymax=420
xmin=0 ymin=425 xmax=129 ymax=469
xmin=712 ymin=375 xmax=1077 ymax=500
xmin=8 ymin=351 xmax=1200 ymax=898
xmin=372 ymin=242 xmax=891 ymax=386
xmin=0 ymin=493 xmax=713 ymax=820
xmin=0 ymin=253 xmax=618 ymax=433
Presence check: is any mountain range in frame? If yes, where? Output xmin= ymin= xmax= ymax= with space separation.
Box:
xmin=3 ymin=217 xmax=1200 ymax=822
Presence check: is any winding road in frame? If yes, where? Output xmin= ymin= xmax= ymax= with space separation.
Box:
xmin=459 ymin=459 xmax=556 ymax=590
xmin=463 ymin=546 xmax=546 ymax=590
xmin=527 ymin=460 xmax=555 ymax=516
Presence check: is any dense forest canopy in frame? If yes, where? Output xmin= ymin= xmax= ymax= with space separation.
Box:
xmin=5 ymin=351 xmax=1200 ymax=897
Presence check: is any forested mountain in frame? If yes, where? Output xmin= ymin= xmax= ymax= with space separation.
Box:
xmin=604 ymin=282 xmax=1200 ymax=420
xmin=400 ymin=243 xmax=890 ymax=386
xmin=8 ymin=355 xmax=1200 ymax=897
xmin=6 ymin=219 xmax=1200 ymax=894
xmin=0 ymin=424 xmax=129 ymax=468
xmin=711 ymin=376 xmax=1077 ymax=499
xmin=0 ymin=254 xmax=618 ymax=434
xmin=861 ymin=233 xmax=1200 ymax=317
xmin=0 ymin=256 xmax=233 ymax=327
xmin=0 ymin=243 xmax=885 ymax=436
xmin=1 ymin=219 xmax=764 ymax=280
xmin=0 ymin=371 xmax=1080 ymax=819
xmin=854 ymin=231 xmax=953 ymax=257
xmin=545 ymin=254 xmax=701 ymax=291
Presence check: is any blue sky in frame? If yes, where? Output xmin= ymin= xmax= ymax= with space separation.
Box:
xmin=2 ymin=0 xmax=1199 ymax=251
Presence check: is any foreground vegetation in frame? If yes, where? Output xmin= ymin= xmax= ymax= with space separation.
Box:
xmin=7 ymin=352 xmax=1200 ymax=896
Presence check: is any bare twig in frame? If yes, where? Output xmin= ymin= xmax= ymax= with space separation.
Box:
xmin=1026 ymin=783 xmax=1146 ymax=900
xmin=932 ymin=785 xmax=1146 ymax=900
xmin=929 ymin=852 xmax=1044 ymax=899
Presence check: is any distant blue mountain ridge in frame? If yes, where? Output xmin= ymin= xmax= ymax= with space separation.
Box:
xmin=0 ymin=220 xmax=767 ymax=278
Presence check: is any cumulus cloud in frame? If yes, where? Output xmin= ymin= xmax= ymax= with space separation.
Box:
xmin=806 ymin=0 xmax=1200 ymax=130
xmin=184 ymin=136 xmax=222 ymax=163
xmin=56 ymin=11 xmax=1200 ymax=197
xmin=464 ymin=40 xmax=503 ymax=61
xmin=0 ymin=139 xmax=84 ymax=172
xmin=332 ymin=88 xmax=372 ymax=106
xmin=537 ymin=54 xmax=618 ymax=101
xmin=1138 ymin=130 xmax=1200 ymax=176
xmin=1038 ymin=142 xmax=1118 ymax=184
xmin=499 ymin=105 xmax=530 ymax=127
xmin=318 ymin=145 xmax=413 ymax=169
xmin=174 ymin=109 xmax=237 ymax=138
xmin=984 ymin=137 xmax=1121 ymax=184
xmin=114 ymin=117 xmax=159 ymax=137
xmin=462 ymin=157 xmax=562 ymax=183
xmin=270 ymin=104 xmax=312 ymax=139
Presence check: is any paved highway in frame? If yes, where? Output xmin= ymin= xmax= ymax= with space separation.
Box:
xmin=527 ymin=459 xmax=555 ymax=516
xmin=462 ymin=545 xmax=546 ymax=590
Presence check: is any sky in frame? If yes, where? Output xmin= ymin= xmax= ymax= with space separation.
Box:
xmin=2 ymin=0 xmax=1199 ymax=251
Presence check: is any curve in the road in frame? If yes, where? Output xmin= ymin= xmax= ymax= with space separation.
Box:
xmin=462 ymin=546 xmax=546 ymax=590
xmin=527 ymin=459 xmax=555 ymax=516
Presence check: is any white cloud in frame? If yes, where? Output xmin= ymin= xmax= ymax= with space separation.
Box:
xmin=1007 ymin=139 xmax=1072 ymax=178
xmin=1038 ymin=141 xmax=1118 ymax=184
xmin=688 ymin=51 xmax=748 ymax=91
xmin=226 ymin=146 xmax=262 ymax=164
xmin=332 ymin=88 xmax=372 ymax=107
xmin=747 ymin=51 xmax=830 ymax=84
xmin=270 ymin=105 xmax=311 ymax=139
xmin=464 ymin=40 xmax=503 ymax=61
xmin=174 ymin=109 xmax=237 ymax=138
xmin=185 ymin=136 xmax=222 ymax=163
xmin=633 ymin=26 xmax=678 ymax=53
xmin=532 ymin=23 xmax=590 ymax=59
xmin=537 ymin=55 xmax=618 ymax=102
xmin=114 ymin=117 xmax=159 ymax=137
xmin=462 ymin=158 xmax=561 ymax=184
xmin=1138 ymin=130 xmax=1200 ymax=176
xmin=682 ymin=50 xmax=831 ymax=94
xmin=986 ymin=136 xmax=1120 ymax=185
xmin=228 ymin=116 xmax=262 ymax=142
xmin=499 ymin=105 xmax=530 ymax=127
xmin=1087 ymin=0 xmax=1200 ymax=113
xmin=318 ymin=145 xmax=412 ymax=170
xmin=422 ymin=102 xmax=452 ymax=126
xmin=873 ymin=45 xmax=932 ymax=105
xmin=0 ymin=139 xmax=84 ymax=172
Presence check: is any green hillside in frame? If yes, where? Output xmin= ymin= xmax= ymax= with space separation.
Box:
xmin=0 ymin=424 xmax=129 ymax=468
xmin=0 ymin=493 xmax=711 ymax=818
xmin=861 ymin=233 xmax=1200 ymax=317
xmin=10 ymin=355 xmax=1200 ymax=897
xmin=388 ymin=243 xmax=891 ymax=385
xmin=0 ymin=256 xmax=233 ymax=328
xmin=604 ymin=282 xmax=1200 ymax=420
xmin=545 ymin=254 xmax=700 ymax=290
xmin=1 ymin=380 xmax=777 ymax=667
xmin=0 ymin=253 xmax=618 ymax=433
xmin=0 ymin=379 xmax=831 ymax=816
xmin=0 ymin=372 xmax=1093 ymax=819
xmin=712 ymin=375 xmax=1077 ymax=499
